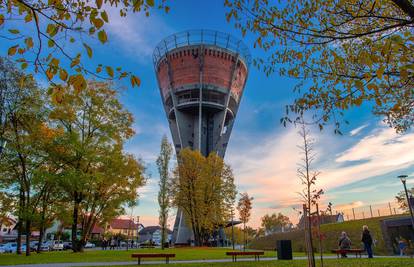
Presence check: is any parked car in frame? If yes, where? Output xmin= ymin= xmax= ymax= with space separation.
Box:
xmin=63 ymin=242 xmax=72 ymax=250
xmin=84 ymin=242 xmax=95 ymax=248
xmin=30 ymin=241 xmax=39 ymax=252
xmin=49 ymin=240 xmax=64 ymax=251
xmin=2 ymin=243 xmax=17 ymax=253
xmin=2 ymin=243 xmax=26 ymax=253
xmin=38 ymin=242 xmax=50 ymax=252
xmin=0 ymin=244 xmax=7 ymax=253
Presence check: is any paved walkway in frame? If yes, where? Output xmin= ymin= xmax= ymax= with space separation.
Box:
xmin=2 ymin=256 xmax=399 ymax=267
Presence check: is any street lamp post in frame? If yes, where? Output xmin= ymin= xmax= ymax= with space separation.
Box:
xmin=231 ymin=209 xmax=235 ymax=250
xmin=398 ymin=175 xmax=414 ymax=230
xmin=136 ymin=216 xmax=140 ymax=248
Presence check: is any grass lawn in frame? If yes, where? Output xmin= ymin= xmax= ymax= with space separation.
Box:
xmin=0 ymin=247 xmax=290 ymax=265
xmin=87 ymin=258 xmax=414 ymax=267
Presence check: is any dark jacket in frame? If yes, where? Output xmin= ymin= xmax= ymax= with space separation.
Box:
xmin=361 ymin=229 xmax=373 ymax=245
xmin=339 ymin=236 xmax=351 ymax=249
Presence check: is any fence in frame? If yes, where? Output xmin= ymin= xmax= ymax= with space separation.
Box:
xmin=334 ymin=202 xmax=405 ymax=221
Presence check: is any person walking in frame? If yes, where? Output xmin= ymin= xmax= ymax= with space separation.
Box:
xmin=110 ymin=238 xmax=116 ymax=250
xmin=338 ymin=231 xmax=352 ymax=258
xmin=361 ymin=225 xmax=374 ymax=258
xmin=398 ymin=237 xmax=408 ymax=256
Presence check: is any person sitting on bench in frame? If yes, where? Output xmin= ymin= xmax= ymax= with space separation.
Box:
xmin=338 ymin=231 xmax=352 ymax=258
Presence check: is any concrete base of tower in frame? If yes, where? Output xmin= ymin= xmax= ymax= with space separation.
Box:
xmin=171 ymin=209 xmax=194 ymax=245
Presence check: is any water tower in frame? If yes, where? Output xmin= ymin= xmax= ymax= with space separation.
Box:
xmin=153 ymin=30 xmax=250 ymax=244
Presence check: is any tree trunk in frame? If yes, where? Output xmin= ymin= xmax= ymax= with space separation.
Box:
xmin=72 ymin=192 xmax=81 ymax=252
xmin=25 ymin=219 xmax=31 ymax=256
xmin=37 ymin=200 xmax=47 ymax=253
xmin=16 ymin=187 xmax=24 ymax=255
xmin=161 ymin=223 xmax=165 ymax=250
xmin=243 ymin=222 xmax=246 ymax=251
xmin=306 ymin=207 xmax=315 ymax=267
xmin=16 ymin=220 xmax=22 ymax=255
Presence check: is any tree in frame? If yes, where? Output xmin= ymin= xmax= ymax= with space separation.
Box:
xmin=225 ymin=0 xmax=414 ymax=133
xmin=0 ymin=58 xmax=52 ymax=256
xmin=1 ymin=0 xmax=168 ymax=99
xmin=237 ymin=192 xmax=253 ymax=251
xmin=297 ymin=119 xmax=324 ymax=267
xmin=170 ymin=148 xmax=237 ymax=246
xmin=260 ymin=212 xmax=292 ymax=235
xmin=47 ymin=81 xmax=145 ymax=252
xmin=396 ymin=187 xmax=414 ymax=212
xmin=156 ymin=135 xmax=173 ymax=250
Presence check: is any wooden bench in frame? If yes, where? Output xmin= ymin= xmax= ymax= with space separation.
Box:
xmin=331 ymin=249 xmax=364 ymax=258
xmin=131 ymin=253 xmax=175 ymax=265
xmin=226 ymin=251 xmax=265 ymax=262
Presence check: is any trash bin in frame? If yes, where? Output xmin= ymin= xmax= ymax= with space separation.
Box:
xmin=277 ymin=240 xmax=292 ymax=260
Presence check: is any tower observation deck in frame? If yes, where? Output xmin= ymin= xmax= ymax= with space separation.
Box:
xmin=153 ymin=30 xmax=250 ymax=244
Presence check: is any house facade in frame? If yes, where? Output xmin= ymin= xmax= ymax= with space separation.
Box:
xmin=0 ymin=217 xmax=17 ymax=242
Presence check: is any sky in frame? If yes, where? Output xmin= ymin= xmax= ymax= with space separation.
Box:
xmin=2 ymin=0 xmax=414 ymax=229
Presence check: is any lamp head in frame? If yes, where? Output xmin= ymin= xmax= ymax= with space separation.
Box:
xmin=398 ymin=175 xmax=408 ymax=183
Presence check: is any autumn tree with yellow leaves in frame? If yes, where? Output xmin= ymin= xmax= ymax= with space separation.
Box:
xmin=46 ymin=81 xmax=145 ymax=252
xmin=0 ymin=59 xmax=147 ymax=253
xmin=1 ymin=0 xmax=168 ymax=101
xmin=237 ymin=192 xmax=253 ymax=251
xmin=225 ymin=0 xmax=414 ymax=133
xmin=0 ymin=57 xmax=54 ymax=255
xmin=170 ymin=148 xmax=237 ymax=246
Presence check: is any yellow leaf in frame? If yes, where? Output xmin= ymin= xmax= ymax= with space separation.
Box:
xmin=50 ymin=57 xmax=60 ymax=66
xmin=98 ymin=30 xmax=107 ymax=44
xmin=46 ymin=68 xmax=54 ymax=80
xmin=106 ymin=66 xmax=114 ymax=78
xmin=9 ymin=29 xmax=20 ymax=34
xmin=24 ymin=13 xmax=32 ymax=22
xmin=8 ymin=45 xmax=18 ymax=56
xmin=92 ymin=18 xmax=104 ymax=29
xmin=101 ymin=11 xmax=108 ymax=23
xmin=46 ymin=24 xmax=57 ymax=37
xmin=376 ymin=66 xmax=385 ymax=79
xmin=83 ymin=43 xmax=93 ymax=58
xmin=146 ymin=0 xmax=154 ymax=7
xmin=0 ymin=14 xmax=4 ymax=26
xmin=96 ymin=0 xmax=103 ymax=9
xmin=69 ymin=74 xmax=87 ymax=92
xmin=59 ymin=69 xmax=68 ymax=81
xmin=25 ymin=37 xmax=34 ymax=48
xmin=70 ymin=57 xmax=80 ymax=68
xmin=130 ymin=75 xmax=141 ymax=87
xmin=48 ymin=39 xmax=55 ymax=47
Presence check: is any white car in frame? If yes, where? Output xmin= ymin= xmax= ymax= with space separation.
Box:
xmin=84 ymin=242 xmax=95 ymax=248
xmin=50 ymin=240 xmax=64 ymax=251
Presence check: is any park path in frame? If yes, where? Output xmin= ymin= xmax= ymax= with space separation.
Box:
xmin=2 ymin=255 xmax=395 ymax=267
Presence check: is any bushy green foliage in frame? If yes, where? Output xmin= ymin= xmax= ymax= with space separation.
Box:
xmin=250 ymin=216 xmax=404 ymax=255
